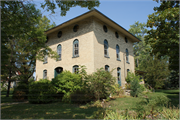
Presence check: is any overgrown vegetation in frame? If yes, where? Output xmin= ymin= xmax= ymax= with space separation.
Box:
xmin=28 ymin=79 xmax=56 ymax=104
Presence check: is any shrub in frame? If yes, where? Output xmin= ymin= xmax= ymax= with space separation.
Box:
xmin=1 ymin=81 xmax=7 ymax=91
xmin=135 ymin=94 xmax=169 ymax=119
xmin=12 ymin=82 xmax=29 ymax=101
xmin=130 ymin=79 xmax=142 ymax=97
xmin=86 ymin=68 xmax=116 ymax=100
xmin=112 ymin=84 xmax=124 ymax=97
xmin=12 ymin=91 xmax=26 ymax=102
xmin=51 ymin=70 xmax=82 ymax=103
xmin=28 ymin=79 xmax=56 ymax=104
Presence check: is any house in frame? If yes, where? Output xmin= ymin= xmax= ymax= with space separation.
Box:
xmin=36 ymin=9 xmax=141 ymax=87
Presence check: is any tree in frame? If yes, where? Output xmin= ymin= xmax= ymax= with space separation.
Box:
xmin=128 ymin=21 xmax=150 ymax=68
xmin=41 ymin=0 xmax=100 ymax=16
xmin=1 ymin=1 xmax=57 ymax=97
xmin=145 ymin=1 xmax=179 ymax=82
xmin=1 ymin=0 xmax=100 ymax=97
xmin=139 ymin=54 xmax=170 ymax=89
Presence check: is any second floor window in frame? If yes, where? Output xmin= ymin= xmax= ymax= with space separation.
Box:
xmin=116 ymin=45 xmax=120 ymax=60
xmin=57 ymin=44 xmax=61 ymax=61
xmin=126 ymin=48 xmax=129 ymax=63
xmin=73 ymin=39 xmax=79 ymax=57
xmin=43 ymin=55 xmax=48 ymax=64
xmin=104 ymin=39 xmax=109 ymax=57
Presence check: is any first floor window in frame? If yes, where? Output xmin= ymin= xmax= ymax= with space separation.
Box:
xmin=43 ymin=70 xmax=47 ymax=79
xmin=117 ymin=67 xmax=121 ymax=86
xmin=105 ymin=65 xmax=109 ymax=72
xmin=73 ymin=65 xmax=79 ymax=74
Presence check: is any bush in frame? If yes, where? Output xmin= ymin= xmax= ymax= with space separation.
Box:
xmin=51 ymin=70 xmax=82 ymax=103
xmin=135 ymin=94 xmax=169 ymax=119
xmin=12 ymin=82 xmax=29 ymax=101
xmin=28 ymin=79 xmax=56 ymax=104
xmin=12 ymin=91 xmax=26 ymax=102
xmin=86 ymin=68 xmax=116 ymax=100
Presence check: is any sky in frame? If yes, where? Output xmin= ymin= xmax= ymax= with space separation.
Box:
xmin=33 ymin=0 xmax=161 ymax=31
xmin=32 ymin=0 xmax=161 ymax=79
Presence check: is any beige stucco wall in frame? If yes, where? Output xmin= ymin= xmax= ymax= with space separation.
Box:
xmin=36 ymin=17 xmax=135 ymax=87
xmin=36 ymin=17 xmax=95 ymax=80
xmin=93 ymin=18 xmax=135 ymax=87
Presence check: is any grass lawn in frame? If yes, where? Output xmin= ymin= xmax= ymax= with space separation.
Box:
xmin=1 ymin=89 xmax=179 ymax=119
xmin=107 ymin=89 xmax=179 ymax=111
xmin=1 ymin=91 xmax=14 ymax=103
xmin=1 ymin=102 xmax=102 ymax=119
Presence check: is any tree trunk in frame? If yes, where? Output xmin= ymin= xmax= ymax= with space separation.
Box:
xmin=6 ymin=80 xmax=11 ymax=97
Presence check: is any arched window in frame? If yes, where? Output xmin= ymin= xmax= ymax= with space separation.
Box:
xmin=105 ymin=65 xmax=109 ymax=72
xmin=57 ymin=44 xmax=61 ymax=61
xmin=125 ymin=37 xmax=128 ymax=43
xmin=104 ymin=40 xmax=109 ymax=57
xmin=73 ymin=39 xmax=79 ymax=57
xmin=117 ymin=67 xmax=121 ymax=86
xmin=126 ymin=48 xmax=129 ymax=63
xmin=54 ymin=67 xmax=63 ymax=78
xmin=43 ymin=70 xmax=47 ymax=79
xmin=73 ymin=65 xmax=79 ymax=74
xmin=43 ymin=55 xmax=48 ymax=64
xmin=116 ymin=45 xmax=120 ymax=60
xmin=127 ymin=69 xmax=130 ymax=76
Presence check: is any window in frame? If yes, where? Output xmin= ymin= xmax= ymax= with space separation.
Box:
xmin=54 ymin=67 xmax=63 ymax=78
xmin=43 ymin=70 xmax=47 ymax=79
xmin=57 ymin=31 xmax=62 ymax=38
xmin=117 ymin=67 xmax=121 ymax=86
xmin=43 ymin=55 xmax=48 ymax=64
xmin=127 ymin=69 xmax=130 ymax=74
xmin=57 ymin=44 xmax=61 ymax=61
xmin=73 ymin=39 xmax=79 ymax=57
xmin=73 ymin=25 xmax=79 ymax=32
xmin=105 ymin=65 xmax=109 ymax=72
xmin=115 ymin=32 xmax=119 ymax=38
xmin=104 ymin=39 xmax=109 ymax=57
xmin=116 ymin=45 xmax=120 ymax=60
xmin=73 ymin=65 xmax=79 ymax=74
xmin=125 ymin=37 xmax=128 ymax=43
xmin=126 ymin=48 xmax=129 ymax=63
xmin=103 ymin=25 xmax=108 ymax=32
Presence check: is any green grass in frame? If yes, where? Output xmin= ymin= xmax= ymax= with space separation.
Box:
xmin=1 ymin=91 xmax=14 ymax=103
xmin=107 ymin=89 xmax=179 ymax=111
xmin=1 ymin=89 xmax=179 ymax=119
xmin=1 ymin=102 xmax=103 ymax=119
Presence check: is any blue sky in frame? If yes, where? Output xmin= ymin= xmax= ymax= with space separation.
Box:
xmin=33 ymin=0 xmax=161 ymax=79
xmin=34 ymin=0 xmax=161 ymax=31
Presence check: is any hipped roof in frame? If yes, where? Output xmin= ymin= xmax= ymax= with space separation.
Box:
xmin=45 ymin=9 xmax=141 ymax=43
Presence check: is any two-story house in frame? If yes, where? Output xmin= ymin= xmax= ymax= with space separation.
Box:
xmin=36 ymin=9 xmax=141 ymax=87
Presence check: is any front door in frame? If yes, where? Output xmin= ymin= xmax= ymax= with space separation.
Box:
xmin=117 ymin=68 xmax=121 ymax=86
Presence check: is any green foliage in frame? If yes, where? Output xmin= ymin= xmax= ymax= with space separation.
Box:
xmin=139 ymin=54 xmax=170 ymax=89
xmin=28 ymin=79 xmax=56 ymax=104
xmin=111 ymin=84 xmax=124 ymax=97
xmin=135 ymin=94 xmax=169 ymax=119
xmin=125 ymin=72 xmax=142 ymax=97
xmin=12 ymin=82 xmax=29 ymax=101
xmin=86 ymin=68 xmax=116 ymax=100
xmin=51 ymin=71 xmax=82 ymax=103
xmin=145 ymin=1 xmax=179 ymax=77
xmin=41 ymin=0 xmax=100 ymax=16
xmin=160 ymin=106 xmax=179 ymax=119
xmin=1 ymin=81 xmax=7 ymax=92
